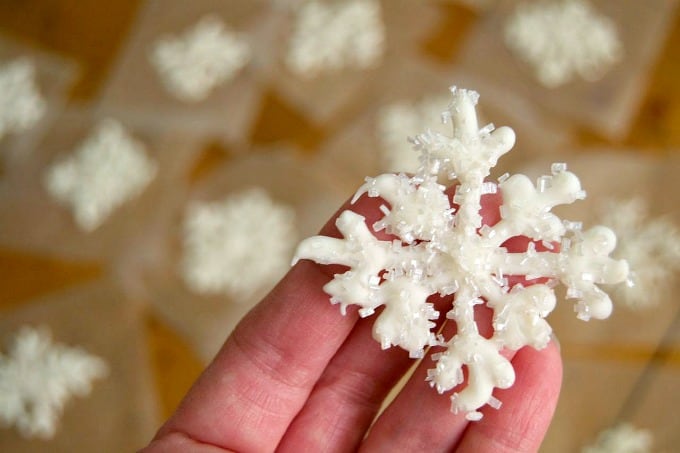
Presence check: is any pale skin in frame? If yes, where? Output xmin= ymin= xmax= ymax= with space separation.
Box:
xmin=141 ymin=191 xmax=563 ymax=453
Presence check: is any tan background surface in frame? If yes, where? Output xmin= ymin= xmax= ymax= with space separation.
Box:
xmin=0 ymin=1 xmax=678 ymax=450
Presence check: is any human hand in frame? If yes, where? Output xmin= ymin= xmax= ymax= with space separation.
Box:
xmin=141 ymin=192 xmax=562 ymax=453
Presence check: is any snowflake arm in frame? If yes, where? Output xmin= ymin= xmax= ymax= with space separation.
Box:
xmin=412 ymin=91 xmax=515 ymax=185
xmin=294 ymin=86 xmax=629 ymax=419
xmin=294 ymin=210 xmax=390 ymax=313
xmin=353 ymin=174 xmax=453 ymax=244
xmin=488 ymin=284 xmax=556 ymax=350
xmin=428 ymin=332 xmax=514 ymax=421
xmin=295 ymin=210 xmax=439 ymax=356
xmin=488 ymin=169 xmax=585 ymax=245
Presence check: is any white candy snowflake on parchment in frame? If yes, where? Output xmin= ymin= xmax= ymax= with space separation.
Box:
xmin=377 ymin=95 xmax=452 ymax=174
xmin=44 ymin=119 xmax=158 ymax=232
xmin=598 ymin=198 xmax=680 ymax=309
xmin=0 ymin=326 xmax=108 ymax=439
xmin=582 ymin=423 xmax=653 ymax=453
xmin=182 ymin=188 xmax=298 ymax=298
xmin=294 ymin=86 xmax=628 ymax=420
xmin=150 ymin=15 xmax=251 ymax=102
xmin=285 ymin=0 xmax=385 ymax=77
xmin=0 ymin=58 xmax=47 ymax=141
xmin=504 ymin=0 xmax=623 ymax=88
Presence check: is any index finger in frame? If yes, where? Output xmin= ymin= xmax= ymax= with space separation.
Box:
xmin=144 ymin=194 xmax=385 ymax=452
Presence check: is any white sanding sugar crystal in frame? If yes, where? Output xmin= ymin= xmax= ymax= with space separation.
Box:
xmin=0 ymin=326 xmax=108 ymax=439
xmin=504 ymin=0 xmax=623 ymax=88
xmin=149 ymin=15 xmax=251 ymax=102
xmin=0 ymin=58 xmax=47 ymax=141
xmin=182 ymin=188 xmax=297 ymax=298
xmin=44 ymin=119 xmax=158 ymax=232
xmin=294 ymin=86 xmax=629 ymax=419
xmin=377 ymin=95 xmax=454 ymax=174
xmin=598 ymin=198 xmax=680 ymax=309
xmin=582 ymin=423 xmax=653 ymax=453
xmin=285 ymin=0 xmax=385 ymax=77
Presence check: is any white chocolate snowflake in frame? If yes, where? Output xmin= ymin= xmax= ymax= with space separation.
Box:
xmin=294 ymin=86 xmax=628 ymax=420
xmin=377 ymin=95 xmax=452 ymax=173
xmin=44 ymin=119 xmax=158 ymax=232
xmin=150 ymin=15 xmax=251 ymax=102
xmin=285 ymin=0 xmax=385 ymax=77
xmin=504 ymin=0 xmax=623 ymax=88
xmin=0 ymin=58 xmax=46 ymax=141
xmin=582 ymin=423 xmax=653 ymax=453
xmin=182 ymin=188 xmax=297 ymax=298
xmin=598 ymin=198 xmax=680 ymax=309
xmin=0 ymin=326 xmax=108 ymax=439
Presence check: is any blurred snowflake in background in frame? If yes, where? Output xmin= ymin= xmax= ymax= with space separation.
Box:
xmin=286 ymin=0 xmax=385 ymax=76
xmin=182 ymin=188 xmax=298 ymax=298
xmin=45 ymin=119 xmax=158 ymax=232
xmin=504 ymin=0 xmax=622 ymax=87
xmin=582 ymin=423 xmax=653 ymax=453
xmin=0 ymin=58 xmax=46 ymax=141
xmin=598 ymin=197 xmax=680 ymax=309
xmin=0 ymin=326 xmax=108 ymax=439
xmin=150 ymin=15 xmax=251 ymax=102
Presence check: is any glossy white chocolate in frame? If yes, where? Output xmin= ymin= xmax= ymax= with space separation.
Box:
xmin=294 ymin=87 xmax=628 ymax=419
